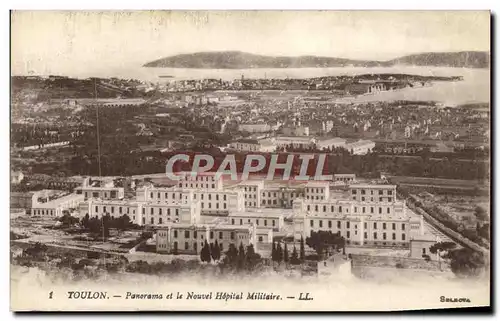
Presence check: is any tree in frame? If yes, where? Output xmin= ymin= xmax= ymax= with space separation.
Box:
xmin=430 ymin=242 xmax=457 ymax=255
xmin=81 ymin=213 xmax=90 ymax=229
xmin=447 ymin=248 xmax=486 ymax=277
xmin=290 ymin=246 xmax=300 ymax=265
xmin=245 ymin=244 xmax=262 ymax=272
xmin=474 ymin=206 xmax=488 ymax=221
xmin=102 ymin=214 xmax=111 ymax=238
xmin=300 ymin=236 xmax=305 ymax=262
xmin=211 ymin=240 xmax=221 ymax=261
xmin=306 ymin=231 xmax=345 ymax=260
xmin=271 ymin=242 xmax=276 ymax=262
xmin=58 ymin=212 xmax=79 ymax=228
xmin=200 ymin=240 xmax=211 ymax=263
xmin=116 ymin=214 xmax=132 ymax=231
xmin=221 ymin=243 xmax=239 ymax=268
xmin=23 ymin=242 xmax=48 ymax=261
xmin=429 ymin=241 xmax=457 ymax=270
xmin=226 ymin=243 xmax=238 ymax=261
xmin=276 ymin=242 xmax=283 ymax=264
xmin=284 ymin=243 xmax=289 ymax=264
xmin=237 ymin=242 xmax=246 ymax=270
xmin=477 ymin=223 xmax=490 ymax=241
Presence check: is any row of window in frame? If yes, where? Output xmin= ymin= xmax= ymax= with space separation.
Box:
xmin=179 ymin=183 xmax=216 ymax=189
xmin=144 ymin=217 xmax=176 ymax=224
xmin=165 ymin=241 xmax=226 ymax=252
xmin=150 ymin=192 xmax=227 ymax=201
xmin=352 ymin=196 xmax=393 ymax=202
xmin=365 ymin=222 xmax=406 ymax=230
xmin=261 ymin=192 xmax=305 ymax=198
xmin=310 ymin=219 xmax=406 ymax=231
xmin=234 ymin=143 xmax=258 ymax=151
xmin=32 ymin=209 xmax=56 ymax=216
xmin=305 ymin=188 xmax=326 ymax=194
xmin=171 ymin=230 xmax=241 ymax=240
xmin=201 ymin=202 xmax=227 ymax=209
xmin=245 ymin=201 xmax=258 ymax=207
xmin=80 ymin=190 xmax=118 ymax=199
xmin=181 ymin=175 xmax=217 ymax=182
xmin=306 ymin=196 xmax=325 ymax=200
xmin=231 ymin=218 xmax=276 ymax=227
xmin=93 ymin=206 xmax=180 ymax=216
xmin=366 ymin=232 xmax=406 ymax=241
xmin=306 ymin=204 xmax=393 ymax=215
xmin=352 ymin=189 xmax=394 ymax=195
xmin=243 ymin=186 xmax=258 ymax=192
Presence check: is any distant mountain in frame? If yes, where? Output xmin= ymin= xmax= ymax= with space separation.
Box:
xmin=143 ymin=51 xmax=384 ymax=69
xmin=143 ymin=51 xmax=489 ymax=69
xmin=387 ymin=51 xmax=490 ymax=69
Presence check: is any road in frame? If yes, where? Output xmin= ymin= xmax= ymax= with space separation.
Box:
xmin=405 ymin=208 xmax=451 ymax=242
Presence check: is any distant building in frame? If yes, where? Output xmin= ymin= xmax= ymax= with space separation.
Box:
xmin=430 ymin=142 xmax=454 ymax=153
xmin=316 ymin=137 xmax=346 ymax=150
xmin=229 ymin=139 xmax=262 ymax=152
xmin=334 ymin=174 xmax=356 ymax=184
xmin=156 ymin=223 xmax=257 ymax=254
xmin=31 ymin=193 xmax=84 ymax=217
xmin=11 ymin=171 xmax=24 ymax=185
xmin=75 ymin=177 xmax=125 ymax=200
xmin=228 ymin=209 xmax=285 ymax=232
xmin=79 ymin=198 xmax=200 ymax=226
xmin=238 ymin=123 xmax=271 ymax=133
xmin=410 ymin=234 xmax=441 ymax=260
xmin=349 ymin=184 xmax=396 ymax=203
xmin=10 ymin=191 xmax=37 ymax=211
xmin=274 ymin=136 xmax=316 ymax=149
xmin=228 ymin=139 xmax=276 ymax=153
xmin=282 ymin=126 xmax=310 ymax=137
xmin=346 ymin=139 xmax=375 ymax=155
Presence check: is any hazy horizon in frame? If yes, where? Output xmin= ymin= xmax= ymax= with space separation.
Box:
xmin=11 ymin=11 xmax=490 ymax=76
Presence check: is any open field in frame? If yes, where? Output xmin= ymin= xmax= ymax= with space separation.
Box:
xmin=389 ymin=176 xmax=487 ymax=188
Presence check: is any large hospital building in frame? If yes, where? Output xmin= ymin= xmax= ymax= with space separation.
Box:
xmin=71 ymin=171 xmax=426 ymax=254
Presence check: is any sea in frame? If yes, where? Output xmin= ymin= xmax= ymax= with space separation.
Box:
xmin=35 ymin=65 xmax=491 ymax=106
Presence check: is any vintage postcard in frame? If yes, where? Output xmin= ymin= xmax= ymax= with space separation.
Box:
xmin=10 ymin=11 xmax=491 ymax=311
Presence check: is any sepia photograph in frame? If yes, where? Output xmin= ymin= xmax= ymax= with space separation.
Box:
xmin=9 ymin=10 xmax=491 ymax=312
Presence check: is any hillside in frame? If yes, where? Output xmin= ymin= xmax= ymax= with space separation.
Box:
xmin=144 ymin=51 xmax=489 ymax=69
xmin=143 ymin=51 xmax=384 ymax=69
xmin=388 ymin=51 xmax=490 ymax=69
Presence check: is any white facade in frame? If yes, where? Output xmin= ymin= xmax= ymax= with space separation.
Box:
xmin=31 ymin=193 xmax=84 ymax=217
xmin=228 ymin=209 xmax=286 ymax=232
xmin=75 ymin=178 xmax=124 ymax=200
xmin=137 ymin=186 xmax=245 ymax=215
xmin=410 ymin=235 xmax=441 ymax=260
xmin=238 ymin=180 xmax=264 ymax=208
xmin=316 ymin=137 xmax=346 ymax=150
xmin=349 ymin=184 xmax=396 ymax=203
xmin=156 ymin=223 xmax=257 ymax=254
xmin=175 ymin=172 xmax=223 ymax=190
xmin=346 ymin=139 xmax=376 ymax=155
xmin=228 ymin=139 xmax=276 ymax=153
xmin=282 ymin=126 xmax=310 ymax=137
xmin=274 ymin=136 xmax=316 ymax=149
xmin=238 ymin=123 xmax=271 ymax=133
xmin=294 ymin=197 xmax=423 ymax=247
xmin=334 ymin=174 xmax=356 ymax=184
xmin=229 ymin=140 xmax=261 ymax=152
xmin=304 ymin=181 xmax=330 ymax=201
xmin=78 ymin=198 xmax=201 ymax=226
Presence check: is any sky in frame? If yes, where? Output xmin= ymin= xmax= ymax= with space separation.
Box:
xmin=11 ymin=11 xmax=491 ymax=76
